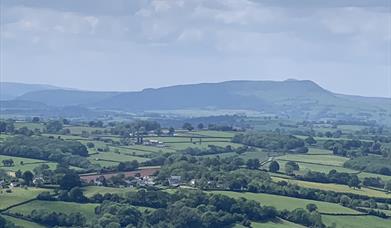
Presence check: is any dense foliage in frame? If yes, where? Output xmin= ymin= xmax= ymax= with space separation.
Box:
xmin=344 ymin=156 xmax=391 ymax=176
xmin=232 ymin=133 xmax=307 ymax=153
xmin=0 ymin=135 xmax=92 ymax=168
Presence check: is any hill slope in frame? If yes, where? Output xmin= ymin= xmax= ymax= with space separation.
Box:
xmin=9 ymin=80 xmax=391 ymax=122
xmin=0 ymin=82 xmax=63 ymax=100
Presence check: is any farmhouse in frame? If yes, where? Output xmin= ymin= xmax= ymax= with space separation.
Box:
xmin=80 ymin=167 xmax=160 ymax=184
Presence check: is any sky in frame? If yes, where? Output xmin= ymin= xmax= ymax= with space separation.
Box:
xmin=0 ymin=0 xmax=390 ymax=97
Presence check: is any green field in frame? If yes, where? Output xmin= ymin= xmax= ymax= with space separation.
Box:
xmin=211 ymin=191 xmax=361 ymax=214
xmin=323 ymin=215 xmax=391 ymax=228
xmin=82 ymin=186 xmax=137 ymax=197
xmin=65 ymin=126 xmax=106 ymax=135
xmin=251 ymin=219 xmax=305 ymax=228
xmin=307 ymin=148 xmax=333 ymax=155
xmin=276 ymin=154 xmax=349 ymax=167
xmin=272 ymin=177 xmax=391 ymax=198
xmin=2 ymin=215 xmax=45 ymax=228
xmin=89 ymin=151 xmax=149 ymax=163
xmin=14 ymin=122 xmax=45 ymax=131
xmin=165 ymin=141 xmax=243 ymax=151
xmin=274 ymin=160 xmax=357 ymax=174
xmin=0 ymin=188 xmax=49 ymax=210
xmin=186 ymin=130 xmax=236 ymax=138
xmin=128 ymin=144 xmax=177 ymax=153
xmin=0 ymin=155 xmax=57 ymax=172
xmin=9 ymin=200 xmax=98 ymax=218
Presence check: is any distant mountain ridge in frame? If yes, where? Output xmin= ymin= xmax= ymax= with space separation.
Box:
xmin=2 ymin=80 xmax=390 ymax=122
xmin=0 ymin=82 xmax=64 ymax=100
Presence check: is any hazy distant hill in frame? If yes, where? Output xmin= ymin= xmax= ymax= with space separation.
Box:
xmin=17 ymin=90 xmax=120 ymax=106
xmin=5 ymin=80 xmax=391 ymax=122
xmin=0 ymin=82 xmax=62 ymax=100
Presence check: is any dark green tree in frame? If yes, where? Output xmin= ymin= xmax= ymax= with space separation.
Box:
xmin=269 ymin=161 xmax=280 ymax=173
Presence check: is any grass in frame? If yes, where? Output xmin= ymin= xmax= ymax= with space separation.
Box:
xmin=2 ymin=214 xmax=45 ymax=228
xmin=128 ymin=144 xmax=177 ymax=153
xmin=165 ymin=141 xmax=243 ymax=151
xmin=274 ymin=160 xmax=357 ymax=174
xmin=0 ymin=188 xmax=49 ymax=210
xmin=65 ymin=126 xmax=106 ymax=135
xmin=89 ymin=151 xmax=149 ymax=163
xmin=276 ymin=154 xmax=349 ymax=167
xmin=271 ymin=177 xmax=391 ymax=198
xmin=82 ymin=186 xmax=137 ymax=197
xmin=0 ymin=155 xmax=58 ymax=172
xmin=211 ymin=191 xmax=361 ymax=214
xmin=9 ymin=200 xmax=98 ymax=218
xmin=187 ymin=130 xmax=236 ymax=138
xmin=14 ymin=122 xmax=44 ymax=131
xmin=251 ymin=219 xmax=305 ymax=228
xmin=306 ymin=148 xmax=333 ymax=155
xmin=322 ymin=215 xmax=391 ymax=228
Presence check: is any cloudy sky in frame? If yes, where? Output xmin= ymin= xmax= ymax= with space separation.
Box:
xmin=1 ymin=0 xmax=390 ymax=97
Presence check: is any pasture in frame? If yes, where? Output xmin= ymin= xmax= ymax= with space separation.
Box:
xmin=0 ymin=188 xmax=49 ymax=210
xmin=322 ymin=215 xmax=391 ymax=228
xmin=14 ymin=122 xmax=44 ymax=131
xmin=2 ymin=215 xmax=44 ymax=228
xmin=0 ymin=155 xmax=57 ymax=172
xmin=9 ymin=200 xmax=98 ymax=219
xmin=211 ymin=191 xmax=361 ymax=214
xmin=271 ymin=177 xmax=391 ymax=198
xmin=251 ymin=219 xmax=305 ymax=228
xmin=276 ymin=154 xmax=349 ymax=167
xmin=273 ymin=160 xmax=357 ymax=174
xmin=82 ymin=186 xmax=137 ymax=197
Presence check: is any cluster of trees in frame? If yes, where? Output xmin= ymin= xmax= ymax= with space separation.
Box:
xmin=157 ymin=155 xmax=391 ymax=210
xmin=0 ymin=120 xmax=15 ymax=133
xmin=297 ymin=170 xmax=361 ymax=188
xmin=157 ymin=154 xmax=269 ymax=186
xmin=110 ymin=120 xmax=161 ymax=136
xmin=117 ymin=160 xmax=139 ymax=172
xmin=344 ymin=155 xmax=391 ymax=176
xmin=0 ymin=215 xmax=17 ymax=228
xmin=269 ymin=160 xmax=300 ymax=175
xmin=89 ymin=189 xmax=327 ymax=228
xmin=90 ymin=189 xmax=281 ymax=228
xmin=324 ymin=139 xmax=381 ymax=157
xmin=232 ymin=133 xmax=308 ymax=153
xmin=0 ymin=135 xmax=93 ymax=168
xmin=27 ymin=209 xmax=86 ymax=227
xmin=182 ymin=145 xmax=251 ymax=156
xmin=1 ymin=159 xmax=14 ymax=167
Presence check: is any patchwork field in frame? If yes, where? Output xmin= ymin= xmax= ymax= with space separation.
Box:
xmin=0 ymin=188 xmax=49 ymax=210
